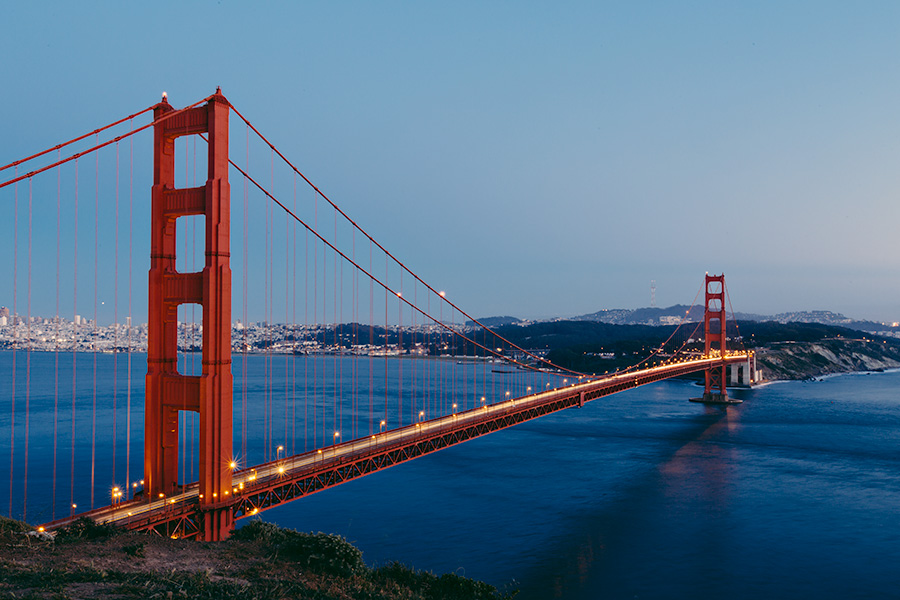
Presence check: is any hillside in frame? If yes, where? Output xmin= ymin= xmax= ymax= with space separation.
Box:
xmin=486 ymin=319 xmax=900 ymax=381
xmin=0 ymin=517 xmax=514 ymax=600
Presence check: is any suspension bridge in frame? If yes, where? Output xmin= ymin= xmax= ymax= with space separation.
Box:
xmin=0 ymin=90 xmax=754 ymax=541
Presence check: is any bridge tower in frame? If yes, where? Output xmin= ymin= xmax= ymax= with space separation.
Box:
xmin=145 ymin=89 xmax=233 ymax=540
xmin=693 ymin=273 xmax=740 ymax=404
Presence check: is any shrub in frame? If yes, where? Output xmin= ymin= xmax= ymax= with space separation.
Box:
xmin=233 ymin=520 xmax=365 ymax=577
xmin=54 ymin=517 xmax=120 ymax=543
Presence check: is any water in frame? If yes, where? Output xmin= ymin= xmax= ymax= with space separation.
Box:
xmin=257 ymin=371 xmax=900 ymax=599
xmin=2 ymin=351 xmax=899 ymax=598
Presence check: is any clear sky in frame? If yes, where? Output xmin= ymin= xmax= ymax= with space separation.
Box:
xmin=2 ymin=1 xmax=899 ymax=322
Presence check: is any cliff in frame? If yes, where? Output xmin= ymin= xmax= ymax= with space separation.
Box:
xmin=755 ymin=338 xmax=900 ymax=381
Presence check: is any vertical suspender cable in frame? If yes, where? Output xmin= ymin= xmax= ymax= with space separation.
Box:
xmin=369 ymin=239 xmax=373 ymax=436
xmin=125 ymin=121 xmax=133 ymax=493
xmin=242 ymin=125 xmax=249 ymax=464
xmin=9 ymin=168 xmax=17 ymax=518
xmin=112 ymin=142 xmax=119 ymax=489
xmin=70 ymin=159 xmax=78 ymax=517
xmin=23 ymin=178 xmax=32 ymax=522
xmin=304 ymin=215 xmax=308 ymax=452
xmin=283 ymin=172 xmax=289 ymax=452
xmin=313 ymin=190 xmax=318 ymax=449
xmin=263 ymin=149 xmax=269 ymax=460
xmin=322 ymin=219 xmax=327 ymax=446
xmin=334 ymin=210 xmax=339 ymax=440
xmin=384 ymin=255 xmax=388 ymax=428
xmin=270 ymin=149 xmax=276 ymax=453
xmin=289 ymin=172 xmax=295 ymax=454
xmin=352 ymin=230 xmax=357 ymax=440
xmin=91 ymin=137 xmax=99 ymax=509
xmin=181 ymin=137 xmax=188 ymax=485
xmin=398 ymin=272 xmax=402 ymax=425
xmin=53 ymin=153 xmax=61 ymax=520
xmin=190 ymin=136 xmax=197 ymax=481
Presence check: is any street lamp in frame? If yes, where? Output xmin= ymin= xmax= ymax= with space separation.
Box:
xmin=276 ymin=445 xmax=284 ymax=460
xmin=418 ymin=410 xmax=425 ymax=422
xmin=380 ymin=420 xmax=386 ymax=433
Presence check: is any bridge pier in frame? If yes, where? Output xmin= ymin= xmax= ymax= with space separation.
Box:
xmin=728 ymin=353 xmax=757 ymax=387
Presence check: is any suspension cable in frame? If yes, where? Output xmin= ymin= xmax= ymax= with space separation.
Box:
xmin=0 ymin=106 xmax=154 ymax=174
xmin=0 ymin=96 xmax=214 ymax=191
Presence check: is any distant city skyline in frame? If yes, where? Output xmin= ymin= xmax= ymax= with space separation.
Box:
xmin=3 ymin=2 xmax=899 ymax=323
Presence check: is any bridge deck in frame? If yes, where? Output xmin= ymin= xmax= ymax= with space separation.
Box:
xmin=40 ymin=354 xmax=751 ymax=538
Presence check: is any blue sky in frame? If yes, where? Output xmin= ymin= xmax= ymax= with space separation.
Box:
xmin=2 ymin=1 xmax=900 ymax=322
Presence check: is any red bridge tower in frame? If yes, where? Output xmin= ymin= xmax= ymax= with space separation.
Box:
xmin=692 ymin=273 xmax=741 ymax=404
xmin=145 ymin=89 xmax=233 ymax=540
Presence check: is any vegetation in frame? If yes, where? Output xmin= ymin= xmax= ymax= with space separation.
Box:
xmin=0 ymin=516 xmax=516 ymax=599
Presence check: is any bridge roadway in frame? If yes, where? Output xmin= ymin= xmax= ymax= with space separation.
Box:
xmin=40 ymin=353 xmax=751 ymax=538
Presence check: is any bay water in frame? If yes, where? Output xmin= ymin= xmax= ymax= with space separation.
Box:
xmin=1 ymin=351 xmax=899 ymax=598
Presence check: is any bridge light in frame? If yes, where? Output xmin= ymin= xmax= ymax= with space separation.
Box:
xmin=230 ymin=461 xmax=237 ymax=469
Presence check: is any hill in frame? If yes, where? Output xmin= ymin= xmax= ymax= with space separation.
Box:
xmin=486 ymin=319 xmax=900 ymax=380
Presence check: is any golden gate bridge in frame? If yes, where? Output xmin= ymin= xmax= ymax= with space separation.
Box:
xmin=0 ymin=90 xmax=754 ymax=541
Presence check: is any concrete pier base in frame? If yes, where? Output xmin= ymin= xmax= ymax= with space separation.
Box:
xmin=689 ymin=392 xmax=743 ymax=405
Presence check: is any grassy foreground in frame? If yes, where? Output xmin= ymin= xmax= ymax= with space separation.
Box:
xmin=0 ymin=516 xmax=516 ymax=599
